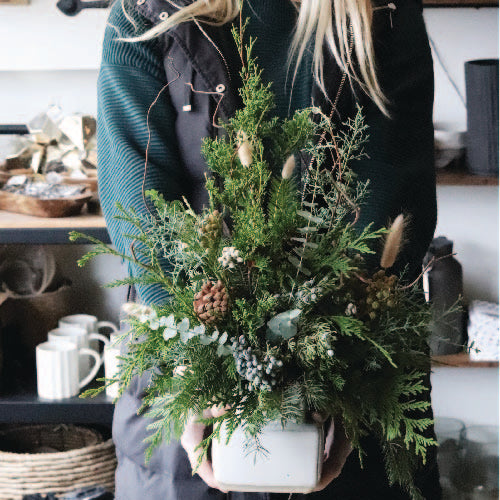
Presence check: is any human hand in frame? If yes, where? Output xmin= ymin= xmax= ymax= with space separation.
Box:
xmin=311 ymin=414 xmax=353 ymax=492
xmin=180 ymin=405 xmax=230 ymax=492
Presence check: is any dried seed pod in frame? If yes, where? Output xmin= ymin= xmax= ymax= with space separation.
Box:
xmin=236 ymin=130 xmax=253 ymax=167
xmin=362 ymin=270 xmax=399 ymax=321
xmin=281 ymin=154 xmax=295 ymax=179
xmin=380 ymin=214 xmax=405 ymax=269
xmin=199 ymin=210 xmax=222 ymax=249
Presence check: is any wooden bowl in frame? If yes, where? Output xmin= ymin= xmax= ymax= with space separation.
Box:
xmin=0 ymin=189 xmax=92 ymax=218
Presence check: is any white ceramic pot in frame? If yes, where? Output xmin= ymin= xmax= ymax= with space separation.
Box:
xmin=212 ymin=420 xmax=324 ymax=493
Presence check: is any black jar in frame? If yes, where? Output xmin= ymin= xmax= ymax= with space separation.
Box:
xmin=424 ymin=236 xmax=465 ymax=356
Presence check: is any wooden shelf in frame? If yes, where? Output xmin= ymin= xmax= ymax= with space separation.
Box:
xmin=436 ymin=168 xmax=498 ymax=186
xmin=424 ymin=0 xmax=498 ymax=6
xmin=0 ymin=210 xmax=110 ymax=244
xmin=0 ymin=389 xmax=114 ymax=425
xmin=432 ymin=352 xmax=499 ymax=368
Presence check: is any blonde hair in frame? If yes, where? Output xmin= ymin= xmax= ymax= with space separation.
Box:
xmin=120 ymin=0 xmax=387 ymax=114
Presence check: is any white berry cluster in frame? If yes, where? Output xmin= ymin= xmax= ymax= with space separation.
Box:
xmin=218 ymin=246 xmax=243 ymax=270
xmin=231 ymin=335 xmax=283 ymax=392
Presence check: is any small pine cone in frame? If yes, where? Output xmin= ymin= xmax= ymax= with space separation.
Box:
xmin=199 ymin=210 xmax=222 ymax=249
xmin=193 ymin=279 xmax=229 ymax=324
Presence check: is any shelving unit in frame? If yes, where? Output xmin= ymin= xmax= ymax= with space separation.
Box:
xmin=0 ymin=0 xmax=497 ymax=436
xmin=0 ymin=209 xmax=113 ymax=424
xmin=0 ymin=210 xmax=110 ymax=244
xmin=436 ymin=168 xmax=498 ymax=186
xmin=432 ymin=353 xmax=499 ymax=368
xmin=0 ymin=390 xmax=114 ymax=426
xmin=0 ymin=0 xmax=115 ymax=429
xmin=423 ymin=0 xmax=498 ymax=6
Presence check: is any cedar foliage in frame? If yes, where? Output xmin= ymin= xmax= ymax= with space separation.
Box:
xmin=72 ymin=24 xmax=435 ymax=499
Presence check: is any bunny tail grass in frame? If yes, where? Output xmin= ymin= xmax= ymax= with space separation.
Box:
xmin=380 ymin=214 xmax=405 ymax=269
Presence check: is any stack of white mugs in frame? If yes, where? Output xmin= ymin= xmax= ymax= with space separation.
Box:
xmin=36 ymin=314 xmax=122 ymax=400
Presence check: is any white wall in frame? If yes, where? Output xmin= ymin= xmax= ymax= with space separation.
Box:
xmin=0 ymin=0 xmax=121 ymax=321
xmin=432 ymin=367 xmax=499 ymax=427
xmin=424 ymin=7 xmax=499 ymax=129
xmin=435 ymin=186 xmax=499 ymax=303
xmin=0 ymin=70 xmax=98 ymax=123
xmin=0 ymin=0 xmax=107 ymax=71
xmin=50 ymin=245 xmax=128 ymax=324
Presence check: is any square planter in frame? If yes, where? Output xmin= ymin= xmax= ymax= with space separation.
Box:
xmin=212 ymin=420 xmax=324 ymax=493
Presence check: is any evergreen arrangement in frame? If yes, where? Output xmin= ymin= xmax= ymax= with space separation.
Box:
xmin=73 ymin=25 xmax=435 ymax=499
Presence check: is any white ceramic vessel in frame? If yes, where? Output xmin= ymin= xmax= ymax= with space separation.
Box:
xmin=212 ymin=420 xmax=324 ymax=493
xmin=59 ymin=313 xmax=116 ymax=352
xmin=48 ymin=326 xmax=101 ymax=379
xmin=36 ymin=341 xmax=100 ymax=399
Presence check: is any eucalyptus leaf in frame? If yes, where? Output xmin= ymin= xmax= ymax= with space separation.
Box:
xmin=159 ymin=314 xmax=176 ymax=328
xmin=217 ymin=344 xmax=232 ymax=356
xmin=180 ymin=329 xmax=194 ymax=343
xmin=199 ymin=334 xmax=212 ymax=345
xmin=178 ymin=318 xmax=190 ymax=333
xmin=287 ymin=255 xmax=311 ymax=276
xmin=193 ymin=325 xmax=206 ymax=335
xmin=302 ymin=201 xmax=318 ymax=208
xmin=297 ymin=226 xmax=318 ymax=234
xmin=266 ymin=309 xmax=302 ymax=342
xmin=290 ymin=237 xmax=318 ymax=249
xmin=163 ymin=328 xmax=178 ymax=341
xmin=292 ymin=247 xmax=307 ymax=257
xmin=296 ymin=210 xmax=323 ymax=224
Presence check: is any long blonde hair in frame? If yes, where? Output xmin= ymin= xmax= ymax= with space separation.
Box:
xmin=120 ymin=0 xmax=387 ymax=114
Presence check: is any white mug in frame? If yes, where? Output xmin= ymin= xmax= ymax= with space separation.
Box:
xmin=59 ymin=314 xmax=118 ymax=335
xmin=36 ymin=341 xmax=100 ymax=399
xmin=48 ymin=326 xmax=102 ymax=379
xmin=104 ymin=332 xmax=122 ymax=399
xmin=58 ymin=314 xmax=115 ymax=353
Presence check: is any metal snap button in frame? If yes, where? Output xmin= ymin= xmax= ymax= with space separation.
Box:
xmin=136 ymin=0 xmax=145 ymax=5
xmin=215 ymin=84 xmax=226 ymax=93
xmin=159 ymin=11 xmax=169 ymax=20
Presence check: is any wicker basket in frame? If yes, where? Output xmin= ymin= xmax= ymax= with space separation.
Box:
xmin=0 ymin=424 xmax=116 ymax=500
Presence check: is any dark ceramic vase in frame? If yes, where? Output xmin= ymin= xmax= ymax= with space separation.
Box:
xmin=465 ymin=59 xmax=499 ymax=177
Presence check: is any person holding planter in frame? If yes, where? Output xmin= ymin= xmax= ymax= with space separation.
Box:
xmin=95 ymin=0 xmax=440 ymax=498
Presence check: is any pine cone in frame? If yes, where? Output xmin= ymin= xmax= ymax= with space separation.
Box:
xmin=199 ymin=210 xmax=222 ymax=249
xmin=193 ymin=279 xmax=228 ymax=324
xmin=364 ymin=270 xmax=398 ymax=321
